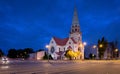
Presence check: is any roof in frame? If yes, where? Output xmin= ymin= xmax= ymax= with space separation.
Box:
xmin=53 ymin=37 xmax=69 ymax=46
xmin=71 ymin=37 xmax=77 ymax=44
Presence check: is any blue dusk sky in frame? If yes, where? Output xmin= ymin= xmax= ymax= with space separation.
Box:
xmin=0 ymin=0 xmax=120 ymax=53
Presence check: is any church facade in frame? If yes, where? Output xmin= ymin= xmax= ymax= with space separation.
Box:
xmin=48 ymin=7 xmax=85 ymax=60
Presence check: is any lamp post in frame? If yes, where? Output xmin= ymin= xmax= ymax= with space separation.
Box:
xmin=93 ymin=45 xmax=99 ymax=60
xmin=83 ymin=42 xmax=87 ymax=60
xmin=115 ymin=48 xmax=118 ymax=59
xmin=46 ymin=45 xmax=50 ymax=62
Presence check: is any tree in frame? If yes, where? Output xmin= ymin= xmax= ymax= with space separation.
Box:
xmin=24 ymin=48 xmax=34 ymax=54
xmin=7 ymin=48 xmax=35 ymax=59
xmin=89 ymin=53 xmax=96 ymax=59
xmin=16 ymin=49 xmax=24 ymax=58
xmin=7 ymin=48 xmax=17 ymax=58
xmin=23 ymin=48 xmax=34 ymax=59
xmin=16 ymin=49 xmax=30 ymax=59
xmin=43 ymin=52 xmax=48 ymax=59
xmin=43 ymin=52 xmax=53 ymax=60
xmin=89 ymin=53 xmax=93 ymax=59
xmin=65 ymin=48 xmax=82 ymax=60
xmin=0 ymin=49 xmax=4 ymax=58
xmin=97 ymin=37 xmax=108 ymax=59
xmin=65 ymin=49 xmax=74 ymax=60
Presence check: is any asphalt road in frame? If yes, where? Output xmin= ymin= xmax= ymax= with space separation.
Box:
xmin=0 ymin=60 xmax=120 ymax=74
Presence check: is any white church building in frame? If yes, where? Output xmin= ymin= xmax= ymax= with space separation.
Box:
xmin=48 ymin=7 xmax=85 ymax=60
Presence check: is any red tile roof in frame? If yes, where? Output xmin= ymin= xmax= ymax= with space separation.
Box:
xmin=71 ymin=37 xmax=77 ymax=44
xmin=53 ymin=37 xmax=69 ymax=46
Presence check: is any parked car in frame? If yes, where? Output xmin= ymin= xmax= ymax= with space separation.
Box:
xmin=2 ymin=57 xmax=9 ymax=64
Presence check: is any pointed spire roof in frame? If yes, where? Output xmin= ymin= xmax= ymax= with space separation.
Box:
xmin=72 ymin=6 xmax=79 ymax=26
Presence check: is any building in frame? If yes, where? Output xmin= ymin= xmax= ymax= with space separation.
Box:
xmin=29 ymin=51 xmax=45 ymax=60
xmin=29 ymin=53 xmax=36 ymax=60
xmin=104 ymin=42 xmax=119 ymax=59
xmin=36 ymin=51 xmax=45 ymax=60
xmin=48 ymin=7 xmax=85 ymax=60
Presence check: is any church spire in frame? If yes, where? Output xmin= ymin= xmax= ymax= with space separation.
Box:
xmin=72 ymin=6 xmax=79 ymax=26
xmin=70 ymin=6 xmax=81 ymax=34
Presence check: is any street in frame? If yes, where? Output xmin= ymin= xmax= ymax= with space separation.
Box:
xmin=0 ymin=60 xmax=120 ymax=74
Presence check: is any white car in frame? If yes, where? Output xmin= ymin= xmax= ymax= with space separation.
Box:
xmin=2 ymin=57 xmax=9 ymax=64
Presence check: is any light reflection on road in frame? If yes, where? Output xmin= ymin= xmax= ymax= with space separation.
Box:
xmin=1 ymin=66 xmax=9 ymax=69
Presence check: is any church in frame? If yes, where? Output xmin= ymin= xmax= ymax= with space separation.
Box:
xmin=48 ymin=7 xmax=85 ymax=60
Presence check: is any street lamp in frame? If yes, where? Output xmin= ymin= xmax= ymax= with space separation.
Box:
xmin=92 ymin=54 xmax=94 ymax=59
xmin=46 ymin=45 xmax=50 ymax=49
xmin=99 ymin=44 xmax=103 ymax=48
xmin=46 ymin=45 xmax=50 ymax=62
xmin=115 ymin=48 xmax=118 ymax=59
xmin=93 ymin=45 xmax=99 ymax=60
xmin=93 ymin=45 xmax=97 ymax=49
xmin=115 ymin=49 xmax=118 ymax=52
xmin=83 ymin=42 xmax=87 ymax=46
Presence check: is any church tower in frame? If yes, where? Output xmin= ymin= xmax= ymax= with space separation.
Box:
xmin=70 ymin=6 xmax=82 ymax=44
xmin=69 ymin=6 xmax=84 ymax=59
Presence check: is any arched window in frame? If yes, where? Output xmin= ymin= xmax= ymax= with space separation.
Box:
xmin=51 ymin=47 xmax=55 ymax=53
xmin=69 ymin=42 xmax=71 ymax=44
xmin=75 ymin=29 xmax=77 ymax=31
xmin=78 ymin=47 xmax=81 ymax=52
xmin=64 ymin=48 xmax=65 ymax=51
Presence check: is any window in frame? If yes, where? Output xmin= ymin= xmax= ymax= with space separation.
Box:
xmin=51 ymin=47 xmax=55 ymax=53
xmin=59 ymin=48 xmax=60 ymax=52
xmin=69 ymin=42 xmax=71 ymax=44
xmin=78 ymin=47 xmax=81 ymax=52
xmin=64 ymin=48 xmax=65 ymax=51
xmin=51 ymin=41 xmax=53 ymax=43
xmin=75 ymin=29 xmax=77 ymax=31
